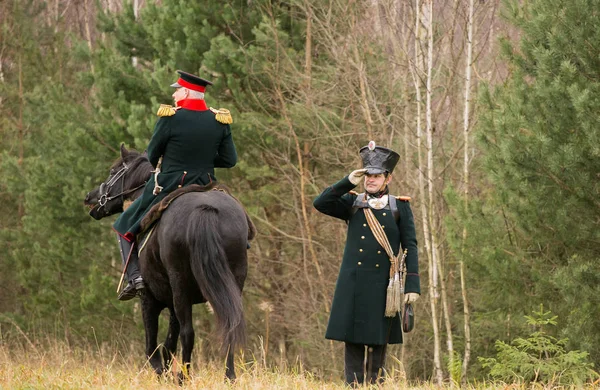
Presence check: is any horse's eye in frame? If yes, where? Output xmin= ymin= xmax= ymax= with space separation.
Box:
xmin=110 ymin=168 xmax=115 ymax=175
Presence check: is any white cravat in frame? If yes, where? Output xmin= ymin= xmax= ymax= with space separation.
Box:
xmin=367 ymin=194 xmax=389 ymax=210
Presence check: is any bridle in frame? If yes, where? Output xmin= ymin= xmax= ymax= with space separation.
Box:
xmin=98 ymin=162 xmax=146 ymax=210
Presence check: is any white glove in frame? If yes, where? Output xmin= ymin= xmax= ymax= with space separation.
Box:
xmin=405 ymin=293 xmax=419 ymax=304
xmin=348 ymin=168 xmax=368 ymax=185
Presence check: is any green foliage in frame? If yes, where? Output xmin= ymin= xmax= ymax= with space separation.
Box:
xmin=480 ymin=306 xmax=596 ymax=385
xmin=447 ymin=350 xmax=463 ymax=385
xmin=0 ymin=0 xmax=143 ymax=343
xmin=14 ymin=0 xmax=600 ymax=382
xmin=6 ymin=82 xmax=137 ymax=340
xmin=470 ymin=0 xmax=600 ymax=369
xmin=0 ymin=0 xmax=321 ymax=357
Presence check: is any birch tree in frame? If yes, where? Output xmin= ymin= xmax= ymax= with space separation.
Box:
xmin=460 ymin=0 xmax=475 ymax=382
xmin=411 ymin=0 xmax=443 ymax=383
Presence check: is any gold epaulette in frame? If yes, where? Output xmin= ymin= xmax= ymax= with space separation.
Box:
xmin=349 ymin=190 xmax=359 ymax=195
xmin=210 ymin=107 xmax=233 ymax=124
xmin=157 ymin=104 xmax=178 ymax=117
xmin=396 ymin=195 xmax=411 ymax=202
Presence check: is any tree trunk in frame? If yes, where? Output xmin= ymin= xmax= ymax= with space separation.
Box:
xmin=460 ymin=0 xmax=475 ymax=384
xmin=412 ymin=0 xmax=443 ymax=384
xmin=424 ymin=1 xmax=446 ymax=384
xmin=132 ymin=0 xmax=139 ymax=67
xmin=83 ymin=0 xmax=95 ymax=73
xmin=353 ymin=46 xmax=374 ymax=140
xmin=17 ymin=56 xmax=24 ymax=220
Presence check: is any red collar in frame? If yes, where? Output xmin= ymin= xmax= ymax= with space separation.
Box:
xmin=176 ymin=99 xmax=208 ymax=111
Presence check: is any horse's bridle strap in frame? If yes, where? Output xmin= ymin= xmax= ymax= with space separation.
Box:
xmin=98 ymin=162 xmax=146 ymax=208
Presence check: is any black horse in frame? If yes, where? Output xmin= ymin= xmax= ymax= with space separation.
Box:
xmin=84 ymin=145 xmax=253 ymax=380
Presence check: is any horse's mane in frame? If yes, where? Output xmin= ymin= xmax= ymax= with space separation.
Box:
xmin=110 ymin=149 xmax=153 ymax=185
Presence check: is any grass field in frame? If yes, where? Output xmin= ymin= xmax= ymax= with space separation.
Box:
xmin=0 ymin=342 xmax=596 ymax=389
xmin=0 ymin=344 xmax=400 ymax=390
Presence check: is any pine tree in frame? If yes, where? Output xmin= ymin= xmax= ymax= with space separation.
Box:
xmin=0 ymin=1 xmax=141 ymax=342
xmin=475 ymin=0 xmax=600 ymax=365
xmin=480 ymin=305 xmax=595 ymax=385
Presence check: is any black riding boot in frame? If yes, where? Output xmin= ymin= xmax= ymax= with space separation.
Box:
xmin=117 ymin=236 xmax=145 ymax=301
xmin=366 ymin=344 xmax=387 ymax=385
xmin=344 ymin=342 xmax=365 ymax=387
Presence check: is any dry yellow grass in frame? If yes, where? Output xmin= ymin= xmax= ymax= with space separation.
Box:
xmin=0 ymin=343 xmax=408 ymax=390
xmin=0 ymin=344 xmax=399 ymax=390
xmin=0 ymin=342 xmax=593 ymax=389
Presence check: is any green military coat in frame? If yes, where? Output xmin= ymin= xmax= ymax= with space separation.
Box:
xmin=313 ymin=176 xmax=420 ymax=345
xmin=113 ymin=100 xmax=237 ymax=241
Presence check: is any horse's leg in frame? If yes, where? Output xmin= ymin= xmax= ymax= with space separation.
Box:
xmin=225 ymin=251 xmax=247 ymax=382
xmin=162 ymin=307 xmax=180 ymax=371
xmin=225 ymin=346 xmax=235 ymax=380
xmin=172 ymin=295 xmax=194 ymax=383
xmin=141 ymin=293 xmax=165 ymax=375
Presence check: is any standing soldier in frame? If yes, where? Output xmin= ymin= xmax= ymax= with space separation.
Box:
xmin=313 ymin=142 xmax=420 ymax=386
xmin=113 ymin=70 xmax=237 ymax=301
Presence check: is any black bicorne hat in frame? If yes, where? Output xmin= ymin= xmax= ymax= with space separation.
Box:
xmin=170 ymin=70 xmax=213 ymax=92
xmin=359 ymin=141 xmax=400 ymax=174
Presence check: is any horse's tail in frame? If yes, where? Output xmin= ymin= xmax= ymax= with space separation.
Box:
xmin=186 ymin=204 xmax=245 ymax=352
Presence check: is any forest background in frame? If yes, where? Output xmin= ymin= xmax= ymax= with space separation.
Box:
xmin=0 ymin=0 xmax=598 ymax=385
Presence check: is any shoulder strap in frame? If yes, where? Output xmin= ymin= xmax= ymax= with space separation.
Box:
xmin=352 ymin=193 xmax=366 ymax=207
xmin=351 ymin=193 xmax=367 ymax=216
xmin=364 ymin=208 xmax=401 ymax=281
xmin=388 ymin=194 xmax=399 ymax=223
xmin=353 ymin=193 xmax=399 ymax=221
xmin=364 ymin=208 xmax=409 ymax=317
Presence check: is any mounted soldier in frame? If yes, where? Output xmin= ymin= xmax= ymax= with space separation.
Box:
xmin=313 ymin=141 xmax=421 ymax=386
xmin=113 ymin=70 xmax=237 ymax=301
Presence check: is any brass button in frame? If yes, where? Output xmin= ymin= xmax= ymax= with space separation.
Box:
xmin=359 ymin=249 xmax=363 ymax=252
xmin=358 ymin=262 xmax=362 ymax=265
xmin=361 ymin=236 xmax=365 ymax=239
xmin=377 ymin=250 xmax=381 ymax=254
xmin=375 ymin=264 xmax=379 ymax=268
xmin=178 ymin=185 xmax=182 ymax=188
xmin=382 ymin=226 xmax=385 ymax=229
xmin=363 ymin=223 xmax=367 ymax=227
xmin=383 ymin=213 xmax=387 ymax=216
xmin=184 ymin=171 xmax=187 ymax=174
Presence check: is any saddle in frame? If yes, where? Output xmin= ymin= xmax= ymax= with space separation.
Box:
xmin=139 ymin=182 xmax=257 ymax=241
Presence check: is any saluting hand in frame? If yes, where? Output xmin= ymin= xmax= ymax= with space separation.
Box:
xmin=348 ymin=168 xmax=368 ymax=185
xmin=405 ymin=293 xmax=419 ymax=304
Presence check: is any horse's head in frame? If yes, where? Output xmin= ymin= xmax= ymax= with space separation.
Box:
xmin=84 ymin=144 xmax=152 ymax=220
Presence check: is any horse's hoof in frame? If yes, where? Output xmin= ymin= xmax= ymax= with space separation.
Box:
xmin=177 ymin=371 xmax=186 ymax=386
xmin=225 ymin=371 xmax=236 ymax=382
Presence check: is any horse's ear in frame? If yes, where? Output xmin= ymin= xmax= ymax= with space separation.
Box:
xmin=120 ymin=143 xmax=129 ymax=158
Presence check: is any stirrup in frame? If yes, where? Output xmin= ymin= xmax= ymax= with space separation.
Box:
xmin=117 ymin=283 xmax=137 ymax=301
xmin=117 ymin=277 xmax=145 ymax=301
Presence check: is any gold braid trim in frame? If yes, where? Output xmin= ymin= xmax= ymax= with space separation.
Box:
xmin=157 ymin=104 xmax=177 ymax=117
xmin=210 ymin=107 xmax=233 ymax=124
xmin=364 ymin=208 xmax=407 ymax=317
